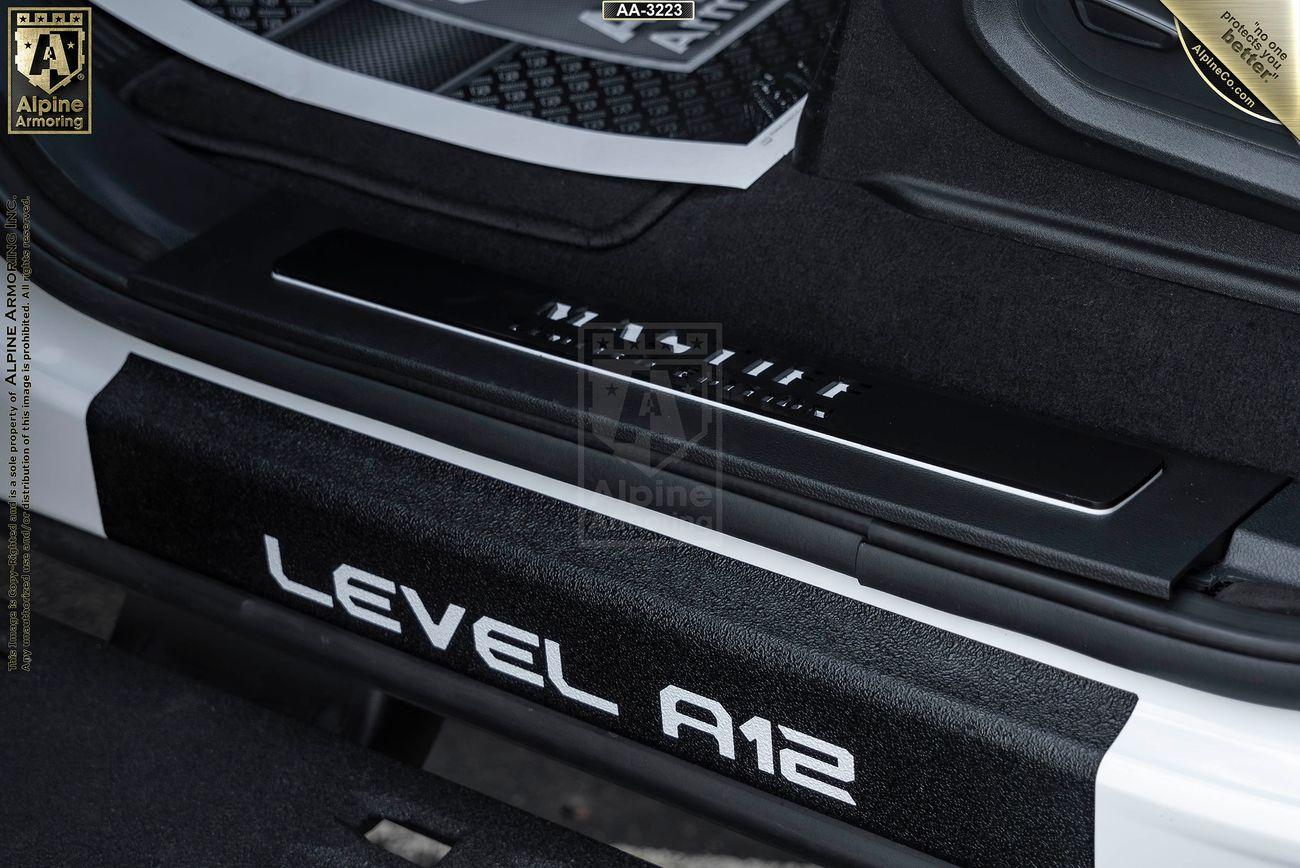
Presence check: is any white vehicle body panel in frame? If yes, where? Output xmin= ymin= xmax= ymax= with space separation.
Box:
xmin=30 ymin=286 xmax=1300 ymax=865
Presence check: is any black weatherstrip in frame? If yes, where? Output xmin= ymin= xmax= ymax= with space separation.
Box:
xmin=87 ymin=356 xmax=1137 ymax=867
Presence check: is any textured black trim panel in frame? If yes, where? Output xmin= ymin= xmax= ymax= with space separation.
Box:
xmin=87 ymin=355 xmax=1136 ymax=867
xmin=33 ymin=516 xmax=941 ymax=868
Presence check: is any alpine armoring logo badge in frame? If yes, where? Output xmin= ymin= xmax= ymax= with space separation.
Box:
xmin=578 ymin=316 xmax=723 ymax=538
xmin=506 ymin=301 xmax=724 ymax=539
xmin=8 ymin=7 xmax=91 ymax=135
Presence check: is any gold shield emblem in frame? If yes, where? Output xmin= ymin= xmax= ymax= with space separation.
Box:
xmin=13 ymin=10 xmax=85 ymax=95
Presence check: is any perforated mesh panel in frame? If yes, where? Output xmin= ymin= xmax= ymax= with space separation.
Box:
xmin=188 ymin=0 xmax=330 ymax=36
xmin=281 ymin=1 xmax=508 ymax=91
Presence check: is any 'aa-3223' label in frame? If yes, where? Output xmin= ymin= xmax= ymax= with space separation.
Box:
xmin=387 ymin=0 xmax=790 ymax=72
xmin=263 ymin=533 xmax=858 ymax=806
xmin=602 ymin=1 xmax=696 ymax=21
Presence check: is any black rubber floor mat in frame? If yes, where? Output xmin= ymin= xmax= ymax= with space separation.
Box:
xmin=120 ymin=45 xmax=690 ymax=249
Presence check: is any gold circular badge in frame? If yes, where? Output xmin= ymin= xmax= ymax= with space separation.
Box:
xmin=1176 ymin=18 xmax=1282 ymax=125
